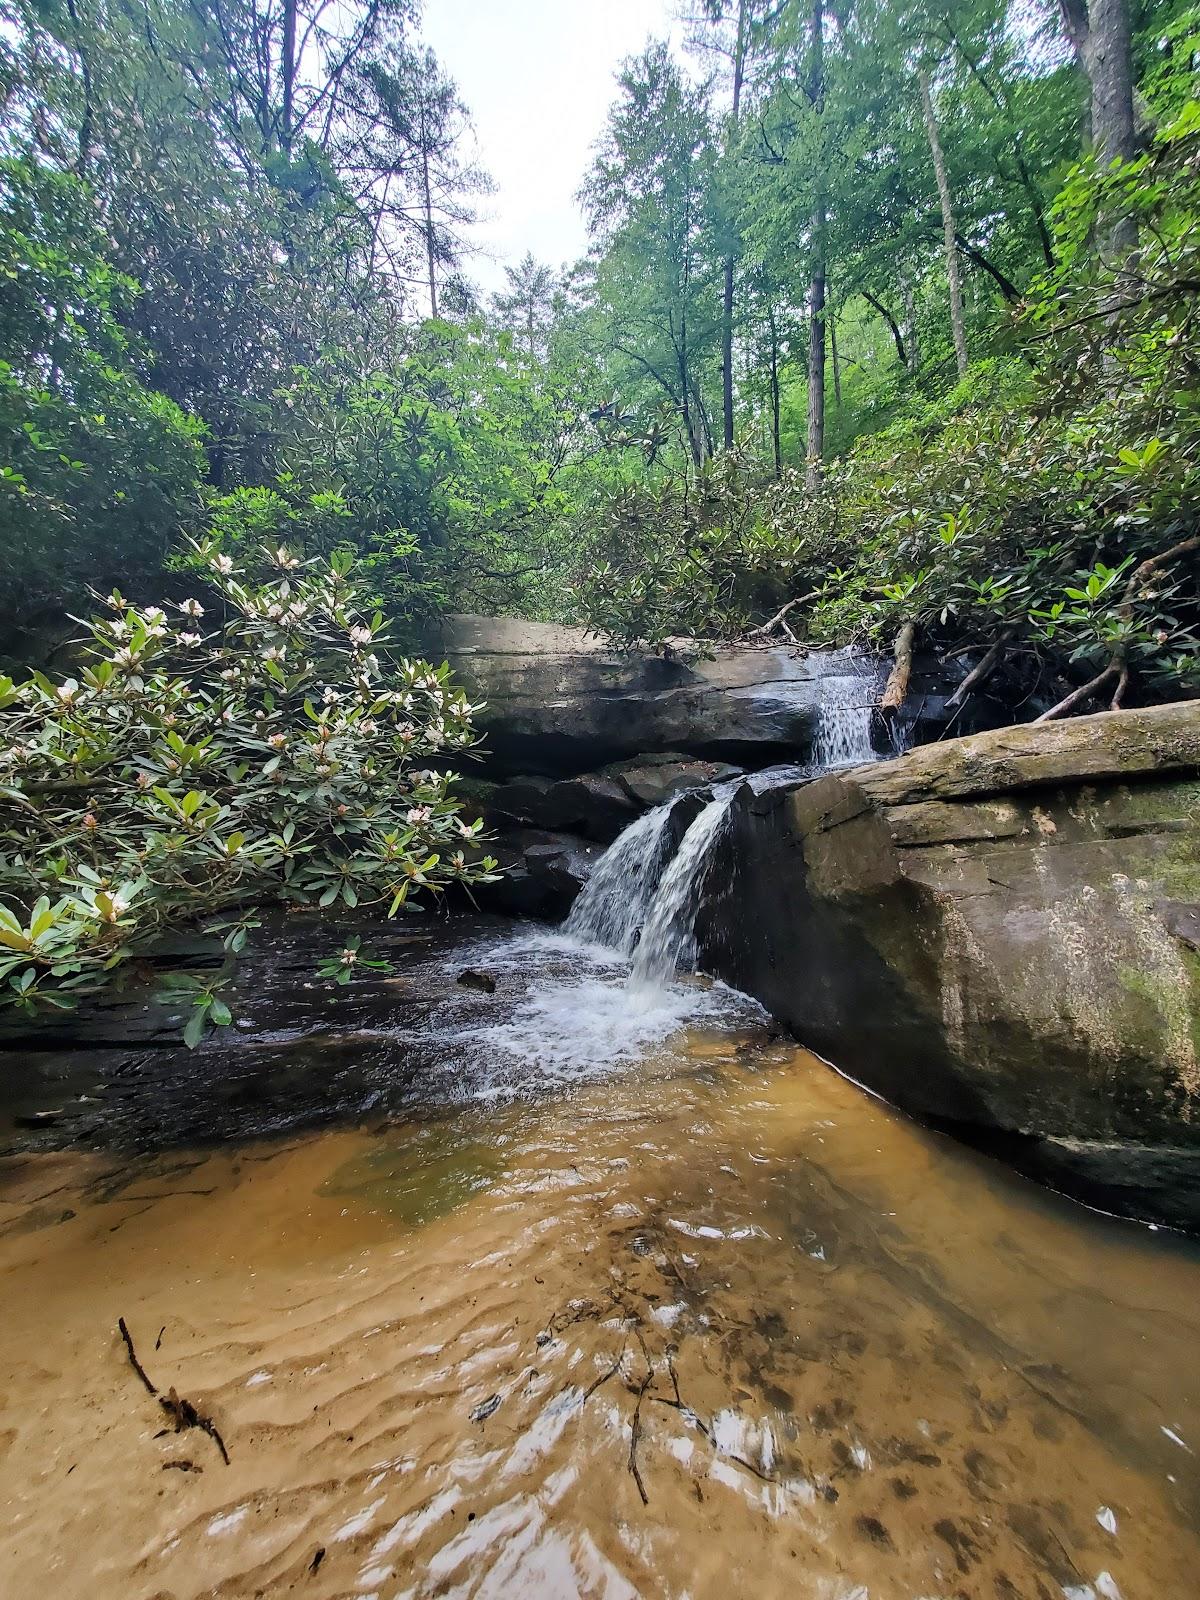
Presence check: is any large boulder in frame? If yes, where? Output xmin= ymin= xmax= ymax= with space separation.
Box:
xmin=602 ymin=751 xmax=744 ymax=807
xmin=699 ymin=701 xmax=1200 ymax=1228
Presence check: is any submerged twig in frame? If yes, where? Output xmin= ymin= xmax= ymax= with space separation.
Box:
xmin=116 ymin=1317 xmax=230 ymax=1464
xmin=118 ymin=1316 xmax=157 ymax=1396
xmin=628 ymin=1366 xmax=653 ymax=1506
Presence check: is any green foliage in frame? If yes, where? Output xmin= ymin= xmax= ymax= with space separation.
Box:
xmin=0 ymin=157 xmax=206 ymax=647
xmin=575 ymin=454 xmax=821 ymax=647
xmin=0 ymin=546 xmax=498 ymax=1035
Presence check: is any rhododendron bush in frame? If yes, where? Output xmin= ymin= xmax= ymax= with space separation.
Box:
xmin=0 ymin=544 xmax=498 ymax=1043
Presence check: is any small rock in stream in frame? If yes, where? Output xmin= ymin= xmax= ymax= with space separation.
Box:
xmin=14 ymin=1109 xmax=66 ymax=1129
xmin=457 ymin=969 xmax=497 ymax=994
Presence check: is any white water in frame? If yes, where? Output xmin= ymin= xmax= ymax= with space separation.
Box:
xmin=432 ymin=666 xmax=894 ymax=1087
xmin=564 ymin=802 xmax=677 ymax=955
xmin=423 ymin=787 xmax=745 ymax=1086
xmin=811 ymin=656 xmax=879 ymax=770
xmin=629 ymin=792 xmax=734 ymax=990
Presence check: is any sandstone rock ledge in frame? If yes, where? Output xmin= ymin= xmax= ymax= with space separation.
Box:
xmin=700 ymin=701 xmax=1200 ymax=1229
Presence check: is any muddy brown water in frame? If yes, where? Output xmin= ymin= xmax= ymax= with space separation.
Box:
xmin=1 ymin=940 xmax=1199 ymax=1598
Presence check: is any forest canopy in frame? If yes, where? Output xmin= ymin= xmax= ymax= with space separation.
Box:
xmin=0 ymin=0 xmax=1196 ymax=712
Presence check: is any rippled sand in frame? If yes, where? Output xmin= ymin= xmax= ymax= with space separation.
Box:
xmin=2 ymin=1033 xmax=1199 ymax=1599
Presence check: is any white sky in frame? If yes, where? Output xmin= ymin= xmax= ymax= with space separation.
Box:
xmin=421 ymin=0 xmax=685 ymax=297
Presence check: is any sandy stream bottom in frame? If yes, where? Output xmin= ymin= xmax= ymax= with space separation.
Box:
xmin=1 ymin=1030 xmax=1199 ymax=1600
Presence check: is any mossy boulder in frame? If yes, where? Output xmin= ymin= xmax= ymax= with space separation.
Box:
xmin=700 ymin=701 xmax=1200 ymax=1228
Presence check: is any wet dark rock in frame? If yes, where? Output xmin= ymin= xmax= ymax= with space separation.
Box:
xmin=699 ymin=701 xmax=1200 ymax=1231
xmin=0 ymin=914 xmax=520 ymax=1155
xmin=484 ymin=828 xmax=601 ymax=918
xmin=14 ymin=1109 xmax=65 ymax=1128
xmin=458 ymin=770 xmax=638 ymax=843
xmin=601 ymin=751 xmax=744 ymax=808
xmin=457 ymin=969 xmax=497 ymax=994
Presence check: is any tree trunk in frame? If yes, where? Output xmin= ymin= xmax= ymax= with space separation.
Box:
xmin=420 ymin=103 xmax=438 ymax=320
xmin=678 ymin=309 xmax=702 ymax=470
xmin=768 ymin=302 xmax=782 ymax=479
xmin=1059 ymin=0 xmax=1135 ymax=170
xmin=805 ymin=0 xmax=826 ymax=489
xmin=280 ymin=0 xmax=297 ymax=152
xmin=806 ymin=204 xmax=826 ymax=487
xmin=830 ymin=313 xmax=841 ymax=408
xmin=902 ymin=277 xmax=919 ymax=369
xmin=920 ymin=69 xmax=968 ymax=378
xmin=721 ymin=0 xmax=749 ymax=451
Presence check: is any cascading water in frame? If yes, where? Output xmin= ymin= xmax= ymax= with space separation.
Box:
xmin=564 ymin=802 xmax=678 ymax=956
xmin=628 ymin=791 xmax=734 ymax=990
xmin=811 ymin=654 xmax=879 ymax=770
xmin=433 ymin=787 xmax=746 ymax=1081
xmin=437 ymin=655 xmax=901 ymax=1081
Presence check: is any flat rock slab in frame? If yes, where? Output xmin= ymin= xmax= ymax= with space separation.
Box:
xmin=429 ymin=615 xmax=976 ymax=772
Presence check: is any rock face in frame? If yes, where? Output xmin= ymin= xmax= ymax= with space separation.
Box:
xmin=699 ymin=701 xmax=1200 ymax=1229
xmin=430 ymin=613 xmax=980 ymax=773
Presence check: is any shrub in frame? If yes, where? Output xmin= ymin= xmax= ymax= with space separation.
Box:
xmin=0 ymin=543 xmax=498 ymax=1042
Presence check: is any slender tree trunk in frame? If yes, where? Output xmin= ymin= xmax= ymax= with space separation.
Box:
xmin=768 ymin=302 xmax=782 ymax=479
xmin=281 ymin=0 xmax=297 ymax=152
xmin=806 ymin=204 xmax=826 ymax=487
xmin=420 ymin=103 xmax=438 ymax=319
xmin=64 ymin=0 xmax=93 ymax=174
xmin=862 ymin=291 xmax=909 ymax=367
xmin=920 ymin=69 xmax=968 ymax=378
xmin=902 ymin=277 xmax=919 ymax=369
xmin=678 ymin=312 xmax=702 ymax=470
xmin=830 ymin=313 xmax=842 ymax=408
xmin=721 ymin=0 xmax=749 ymax=450
xmin=805 ymin=0 xmax=826 ymax=489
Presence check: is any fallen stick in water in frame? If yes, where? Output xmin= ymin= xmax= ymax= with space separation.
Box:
xmin=117 ymin=1316 xmax=230 ymax=1465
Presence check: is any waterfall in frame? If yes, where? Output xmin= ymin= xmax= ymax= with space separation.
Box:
xmin=564 ymin=650 xmax=890 ymax=994
xmin=811 ymin=656 xmax=879 ymax=770
xmin=564 ymin=787 xmax=736 ymax=992
xmin=564 ymin=801 xmax=678 ymax=956
xmin=628 ymin=792 xmax=734 ymax=991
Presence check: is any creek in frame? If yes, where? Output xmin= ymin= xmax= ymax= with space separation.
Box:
xmin=1 ymin=672 xmax=1198 ymax=1599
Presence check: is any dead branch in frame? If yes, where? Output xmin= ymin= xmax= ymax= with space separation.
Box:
xmin=581 ymin=1340 xmax=627 ymax=1405
xmin=118 ymin=1316 xmax=157 ymax=1396
xmin=880 ymin=621 xmax=916 ymax=711
xmin=628 ymin=1366 xmax=653 ymax=1506
xmin=1123 ymin=534 xmax=1199 ymax=603
xmin=1034 ymin=658 xmax=1121 ymax=721
xmin=945 ymin=627 xmax=1013 ymax=708
xmin=746 ymin=592 xmax=817 ymax=639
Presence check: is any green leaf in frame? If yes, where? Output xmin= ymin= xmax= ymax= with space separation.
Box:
xmin=183 ymin=1006 xmax=207 ymax=1050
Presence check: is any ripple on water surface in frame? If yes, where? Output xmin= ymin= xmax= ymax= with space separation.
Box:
xmin=0 ymin=928 xmax=1198 ymax=1600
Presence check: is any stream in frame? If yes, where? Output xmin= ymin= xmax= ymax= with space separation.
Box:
xmin=2 ymin=693 xmax=1199 ymax=1598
